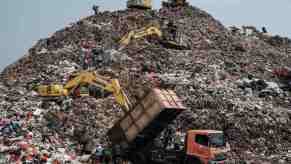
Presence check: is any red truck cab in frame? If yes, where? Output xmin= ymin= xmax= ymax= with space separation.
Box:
xmin=185 ymin=130 xmax=228 ymax=164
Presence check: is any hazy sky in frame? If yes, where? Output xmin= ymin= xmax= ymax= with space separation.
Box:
xmin=1 ymin=0 xmax=291 ymax=71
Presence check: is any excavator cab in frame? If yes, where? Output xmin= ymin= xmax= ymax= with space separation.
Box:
xmin=162 ymin=0 xmax=188 ymax=7
xmin=185 ymin=130 xmax=227 ymax=164
xmin=37 ymin=84 xmax=68 ymax=97
xmin=73 ymin=84 xmax=90 ymax=97
xmin=127 ymin=0 xmax=152 ymax=9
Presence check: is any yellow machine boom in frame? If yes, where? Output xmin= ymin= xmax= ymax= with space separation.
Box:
xmin=119 ymin=26 xmax=162 ymax=48
xmin=127 ymin=0 xmax=152 ymax=9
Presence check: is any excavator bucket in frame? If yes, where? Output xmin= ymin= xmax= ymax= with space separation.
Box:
xmin=127 ymin=0 xmax=152 ymax=9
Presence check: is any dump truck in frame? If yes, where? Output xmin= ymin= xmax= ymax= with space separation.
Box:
xmin=107 ymin=88 xmax=228 ymax=164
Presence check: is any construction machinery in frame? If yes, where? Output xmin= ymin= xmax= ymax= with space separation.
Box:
xmin=126 ymin=0 xmax=188 ymax=9
xmin=37 ymin=71 xmax=131 ymax=112
xmin=119 ymin=25 xmax=162 ymax=49
xmin=37 ymin=84 xmax=69 ymax=97
xmin=107 ymin=88 xmax=228 ymax=164
xmin=119 ymin=23 xmax=189 ymax=50
xmin=162 ymin=0 xmax=188 ymax=7
xmin=127 ymin=0 xmax=152 ymax=9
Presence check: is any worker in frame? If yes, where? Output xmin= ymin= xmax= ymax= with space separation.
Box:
xmin=93 ymin=144 xmax=104 ymax=164
xmin=262 ymin=26 xmax=268 ymax=33
xmin=102 ymin=148 xmax=112 ymax=164
xmin=92 ymin=5 xmax=99 ymax=15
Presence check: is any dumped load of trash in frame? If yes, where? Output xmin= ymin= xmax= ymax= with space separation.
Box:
xmin=1 ymin=3 xmax=291 ymax=163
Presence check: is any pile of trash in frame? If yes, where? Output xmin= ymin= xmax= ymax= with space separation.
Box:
xmin=1 ymin=4 xmax=291 ymax=163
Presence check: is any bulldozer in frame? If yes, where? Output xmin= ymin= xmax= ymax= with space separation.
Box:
xmin=127 ymin=0 xmax=152 ymax=9
xmin=119 ymin=22 xmax=189 ymax=50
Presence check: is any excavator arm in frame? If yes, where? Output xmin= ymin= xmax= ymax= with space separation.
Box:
xmin=64 ymin=71 xmax=131 ymax=112
xmin=119 ymin=26 xmax=162 ymax=49
xmin=89 ymin=74 xmax=132 ymax=112
xmin=37 ymin=71 xmax=131 ymax=112
xmin=64 ymin=71 xmax=97 ymax=90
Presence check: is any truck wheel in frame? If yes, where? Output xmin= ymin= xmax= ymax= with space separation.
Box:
xmin=131 ymin=153 xmax=147 ymax=164
xmin=185 ymin=156 xmax=202 ymax=164
xmin=113 ymin=157 xmax=124 ymax=164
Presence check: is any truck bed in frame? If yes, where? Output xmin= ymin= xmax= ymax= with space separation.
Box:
xmin=107 ymin=88 xmax=186 ymax=152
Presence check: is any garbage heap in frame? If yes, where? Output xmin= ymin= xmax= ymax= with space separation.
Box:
xmin=1 ymin=4 xmax=291 ymax=163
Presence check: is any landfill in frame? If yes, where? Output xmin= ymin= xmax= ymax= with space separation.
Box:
xmin=1 ymin=3 xmax=291 ymax=164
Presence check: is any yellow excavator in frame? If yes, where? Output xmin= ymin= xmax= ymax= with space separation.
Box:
xmin=119 ymin=25 xmax=162 ymax=49
xmin=119 ymin=23 xmax=189 ymax=50
xmin=162 ymin=0 xmax=188 ymax=7
xmin=127 ymin=0 xmax=152 ymax=9
xmin=126 ymin=0 xmax=188 ymax=9
xmin=37 ymin=71 xmax=131 ymax=112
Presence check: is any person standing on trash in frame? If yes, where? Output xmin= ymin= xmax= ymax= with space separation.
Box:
xmin=102 ymin=147 xmax=112 ymax=164
xmin=262 ymin=26 xmax=268 ymax=33
xmin=92 ymin=144 xmax=103 ymax=164
xmin=92 ymin=5 xmax=99 ymax=15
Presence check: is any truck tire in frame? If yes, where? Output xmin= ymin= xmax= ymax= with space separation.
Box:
xmin=113 ymin=157 xmax=124 ymax=164
xmin=131 ymin=153 xmax=147 ymax=164
xmin=185 ymin=156 xmax=202 ymax=164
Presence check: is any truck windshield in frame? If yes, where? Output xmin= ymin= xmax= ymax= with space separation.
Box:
xmin=209 ymin=133 xmax=225 ymax=147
